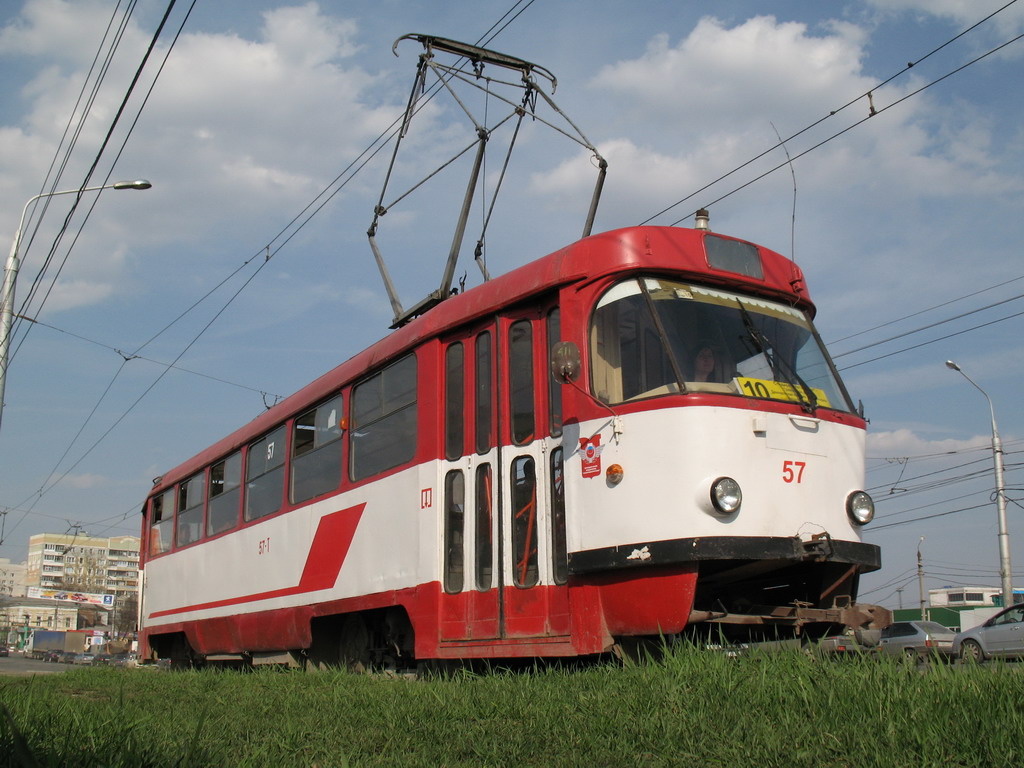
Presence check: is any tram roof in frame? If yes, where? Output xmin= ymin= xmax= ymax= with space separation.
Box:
xmin=150 ymin=225 xmax=810 ymax=491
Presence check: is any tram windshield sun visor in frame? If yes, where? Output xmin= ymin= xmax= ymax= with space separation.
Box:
xmin=589 ymin=277 xmax=855 ymax=412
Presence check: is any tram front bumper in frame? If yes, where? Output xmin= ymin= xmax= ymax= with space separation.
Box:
xmin=567 ymin=535 xmax=881 ymax=575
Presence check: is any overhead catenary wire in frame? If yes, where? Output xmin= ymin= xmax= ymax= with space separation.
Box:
xmin=15 ymin=313 xmax=283 ymax=399
xmin=830 ymin=274 xmax=1024 ymax=346
xmin=0 ymin=0 xmax=197 ymax=545
xmin=9 ymin=0 xmax=187 ymax=366
xmin=832 ymin=292 xmax=1024 ymax=360
xmin=4 ymin=1 xmax=1019 ymax=552
xmin=665 ymin=31 xmax=1024 ymax=227
xmin=637 ymin=0 xmax=1023 ymax=227
xmin=837 ymin=306 xmax=1024 ymax=371
xmin=0 ymin=0 xmax=542 ymax=545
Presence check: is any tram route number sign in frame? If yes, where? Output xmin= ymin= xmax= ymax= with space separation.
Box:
xmin=736 ymin=377 xmax=830 ymax=408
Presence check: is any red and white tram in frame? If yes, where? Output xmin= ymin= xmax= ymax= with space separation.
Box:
xmin=138 ymin=223 xmax=886 ymax=668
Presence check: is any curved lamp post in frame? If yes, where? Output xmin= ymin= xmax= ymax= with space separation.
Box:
xmin=0 ymin=180 xmax=152 ymax=431
xmin=945 ymin=360 xmax=1013 ymax=608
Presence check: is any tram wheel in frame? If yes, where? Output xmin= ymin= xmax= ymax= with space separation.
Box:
xmin=338 ymin=614 xmax=371 ymax=672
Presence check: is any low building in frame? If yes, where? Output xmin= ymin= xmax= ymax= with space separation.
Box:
xmin=0 ymin=595 xmax=80 ymax=647
xmin=928 ymin=586 xmax=1024 ymax=609
xmin=0 ymin=558 xmax=27 ymax=597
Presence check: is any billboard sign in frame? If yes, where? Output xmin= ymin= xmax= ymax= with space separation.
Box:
xmin=27 ymin=587 xmax=115 ymax=609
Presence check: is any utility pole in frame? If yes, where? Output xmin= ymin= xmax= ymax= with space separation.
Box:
xmin=917 ymin=536 xmax=926 ymax=621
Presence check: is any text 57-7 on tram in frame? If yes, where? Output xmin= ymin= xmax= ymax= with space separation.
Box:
xmin=138 ymin=221 xmax=887 ymax=669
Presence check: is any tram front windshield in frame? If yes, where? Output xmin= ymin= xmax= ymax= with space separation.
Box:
xmin=590 ymin=277 xmax=856 ymax=413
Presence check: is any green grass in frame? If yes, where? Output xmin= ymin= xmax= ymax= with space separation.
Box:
xmin=1 ymin=648 xmax=1021 ymax=767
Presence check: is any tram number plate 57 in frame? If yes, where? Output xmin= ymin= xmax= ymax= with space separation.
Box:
xmin=258 ymin=537 xmax=271 ymax=555
xmin=782 ymin=460 xmax=806 ymax=484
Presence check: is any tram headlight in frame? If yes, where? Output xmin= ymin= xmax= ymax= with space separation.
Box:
xmin=710 ymin=477 xmax=742 ymax=515
xmin=846 ymin=490 xmax=875 ymax=525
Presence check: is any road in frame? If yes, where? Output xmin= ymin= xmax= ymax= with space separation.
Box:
xmin=0 ymin=654 xmax=70 ymax=676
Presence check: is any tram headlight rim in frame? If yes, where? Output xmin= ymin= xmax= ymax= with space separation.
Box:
xmin=710 ymin=476 xmax=742 ymax=515
xmin=846 ymin=490 xmax=875 ymax=525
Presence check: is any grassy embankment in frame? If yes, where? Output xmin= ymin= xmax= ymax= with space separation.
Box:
xmin=1 ymin=647 xmax=1021 ymax=767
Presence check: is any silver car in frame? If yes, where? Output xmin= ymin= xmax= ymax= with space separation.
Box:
xmin=877 ymin=620 xmax=956 ymax=660
xmin=954 ymin=604 xmax=1024 ymax=662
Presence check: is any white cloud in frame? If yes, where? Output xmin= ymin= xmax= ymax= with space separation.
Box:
xmin=592 ymin=17 xmax=870 ymax=130
xmin=0 ymin=0 xmax=403 ymax=314
xmin=0 ymin=0 xmax=114 ymax=62
xmin=526 ymin=12 xmax=1020 ymax=249
xmin=260 ymin=2 xmax=361 ymax=67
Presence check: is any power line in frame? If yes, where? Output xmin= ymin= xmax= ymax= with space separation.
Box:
xmin=832 ymin=292 xmax=1024 ymax=360
xmin=10 ymin=0 xmax=185 ymax=361
xmin=869 ymin=503 xmax=993 ymax=531
xmin=0 ymin=0 xmax=540 ymax=545
xmin=829 ymin=274 xmax=1024 ymax=346
xmin=666 ymin=31 xmax=1024 ymax=226
xmin=15 ymin=313 xmax=283 ymax=399
xmin=0 ymin=0 xmax=195 ymax=546
xmin=638 ymin=0 xmax=1023 ymax=226
xmin=837 ymin=306 xmax=1024 ymax=371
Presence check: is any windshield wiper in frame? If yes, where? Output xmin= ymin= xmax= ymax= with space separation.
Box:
xmin=736 ymin=300 xmax=818 ymax=414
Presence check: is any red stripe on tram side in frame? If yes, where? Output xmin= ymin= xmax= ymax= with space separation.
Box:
xmin=149 ymin=503 xmax=366 ymax=619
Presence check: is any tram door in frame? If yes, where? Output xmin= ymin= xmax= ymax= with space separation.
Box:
xmin=439 ymin=325 xmax=501 ymax=642
xmin=438 ymin=307 xmax=569 ymax=643
xmin=497 ymin=306 xmax=570 ymax=639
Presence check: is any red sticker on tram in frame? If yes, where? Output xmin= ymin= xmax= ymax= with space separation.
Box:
xmin=579 ymin=435 xmax=602 ymax=478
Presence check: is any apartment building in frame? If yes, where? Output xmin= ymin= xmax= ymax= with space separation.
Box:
xmin=25 ymin=533 xmax=140 ymax=601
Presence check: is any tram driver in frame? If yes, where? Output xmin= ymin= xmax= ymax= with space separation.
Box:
xmin=690 ymin=343 xmax=732 ymax=384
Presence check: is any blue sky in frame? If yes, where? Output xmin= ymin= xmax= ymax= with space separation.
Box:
xmin=1 ymin=0 xmax=1022 ymax=610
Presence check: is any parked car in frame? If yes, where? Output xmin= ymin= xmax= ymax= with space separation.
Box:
xmin=0 ymin=646 xmax=8 ymax=657
xmin=815 ymin=632 xmax=869 ymax=657
xmin=91 ymin=653 xmax=112 ymax=665
xmin=42 ymin=650 xmax=62 ymax=662
xmin=59 ymin=651 xmax=78 ymax=664
xmin=71 ymin=652 xmax=95 ymax=665
xmin=110 ymin=652 xmax=136 ymax=668
xmin=878 ymin=620 xmax=956 ymax=660
xmin=954 ymin=603 xmax=1024 ymax=662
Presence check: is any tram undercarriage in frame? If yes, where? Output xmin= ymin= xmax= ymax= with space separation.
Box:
xmin=683 ymin=543 xmax=890 ymax=643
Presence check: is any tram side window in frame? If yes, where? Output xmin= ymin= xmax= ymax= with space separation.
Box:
xmin=176 ymin=472 xmax=204 ymax=548
xmin=291 ymin=394 xmax=344 ymax=504
xmin=445 ymin=343 xmax=465 ymax=461
xmin=149 ymin=489 xmax=174 ymax=556
xmin=443 ymin=470 xmax=465 ymax=594
xmin=246 ymin=425 xmax=286 ymax=521
xmin=508 ymin=321 xmax=534 ymax=445
xmin=207 ymin=451 xmax=241 ymax=537
xmin=511 ymin=455 xmax=539 ymax=588
xmin=475 ymin=331 xmax=493 ymax=454
xmin=351 ymin=354 xmax=418 ymax=481
xmin=475 ymin=463 xmax=493 ymax=591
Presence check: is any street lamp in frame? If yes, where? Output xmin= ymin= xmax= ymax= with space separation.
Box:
xmin=945 ymin=359 xmax=1013 ymax=608
xmin=0 ymin=180 xmax=152 ymax=431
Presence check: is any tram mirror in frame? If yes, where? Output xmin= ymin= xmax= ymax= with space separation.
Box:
xmin=550 ymin=341 xmax=581 ymax=383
